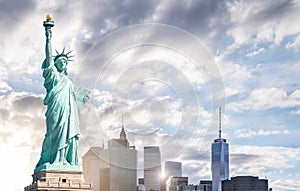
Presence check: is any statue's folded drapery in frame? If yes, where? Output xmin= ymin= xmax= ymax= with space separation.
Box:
xmin=36 ymin=61 xmax=80 ymax=168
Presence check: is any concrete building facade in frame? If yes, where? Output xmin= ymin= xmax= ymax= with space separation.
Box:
xmin=165 ymin=177 xmax=188 ymax=191
xmin=83 ymin=147 xmax=103 ymax=191
xmin=178 ymin=185 xmax=200 ymax=191
xmin=25 ymin=170 xmax=92 ymax=191
xmin=83 ymin=127 xmax=137 ymax=191
xmin=138 ymin=178 xmax=146 ymax=191
xmin=162 ymin=161 xmax=182 ymax=191
xmin=144 ymin=146 xmax=161 ymax=191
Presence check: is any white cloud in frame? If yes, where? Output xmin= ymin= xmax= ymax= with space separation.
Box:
xmin=286 ymin=34 xmax=300 ymax=51
xmin=230 ymin=145 xmax=300 ymax=190
xmin=225 ymin=87 xmax=244 ymax=98
xmin=0 ymin=92 xmax=45 ymax=191
xmin=91 ymin=89 xmax=206 ymax=138
xmin=227 ymin=0 xmax=300 ymax=45
xmin=215 ymin=54 xmax=253 ymax=88
xmin=233 ymin=128 xmax=290 ymax=138
xmin=231 ymin=145 xmax=300 ymax=169
xmin=228 ymin=88 xmax=300 ymax=111
xmin=0 ymin=81 xmax=12 ymax=93
xmin=246 ymin=47 xmax=265 ymax=57
xmin=0 ymin=64 xmax=12 ymax=93
xmin=272 ymin=178 xmax=300 ymax=191
xmin=290 ymin=109 xmax=300 ymax=115
xmin=289 ymin=89 xmax=300 ymax=99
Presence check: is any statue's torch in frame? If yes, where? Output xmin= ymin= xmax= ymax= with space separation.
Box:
xmin=43 ymin=14 xmax=54 ymax=28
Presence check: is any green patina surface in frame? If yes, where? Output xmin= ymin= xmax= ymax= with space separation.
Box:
xmin=35 ymin=16 xmax=90 ymax=173
xmin=34 ymin=163 xmax=82 ymax=173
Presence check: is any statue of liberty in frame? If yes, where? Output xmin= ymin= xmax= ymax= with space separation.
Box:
xmin=35 ymin=15 xmax=90 ymax=173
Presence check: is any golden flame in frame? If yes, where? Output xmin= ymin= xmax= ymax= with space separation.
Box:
xmin=46 ymin=14 xmax=52 ymax=21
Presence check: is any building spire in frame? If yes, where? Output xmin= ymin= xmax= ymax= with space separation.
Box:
xmin=219 ymin=107 xmax=222 ymax=139
xmin=120 ymin=114 xmax=127 ymax=141
xmin=213 ymin=106 xmax=226 ymax=143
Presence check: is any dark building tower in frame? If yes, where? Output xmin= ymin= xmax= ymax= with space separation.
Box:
xmin=211 ymin=107 xmax=229 ymax=191
xmin=199 ymin=180 xmax=212 ymax=191
xmin=222 ymin=176 xmax=268 ymax=191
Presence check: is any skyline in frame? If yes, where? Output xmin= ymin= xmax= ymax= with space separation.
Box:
xmin=0 ymin=1 xmax=300 ymax=191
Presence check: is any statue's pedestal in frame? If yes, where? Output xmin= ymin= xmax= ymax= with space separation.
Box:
xmin=25 ymin=170 xmax=93 ymax=191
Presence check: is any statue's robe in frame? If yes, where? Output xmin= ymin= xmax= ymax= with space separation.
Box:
xmin=36 ymin=60 xmax=80 ymax=168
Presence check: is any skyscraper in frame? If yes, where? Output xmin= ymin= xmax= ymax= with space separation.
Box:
xmin=211 ymin=108 xmax=229 ymax=191
xmin=164 ymin=161 xmax=182 ymax=179
xmin=162 ymin=161 xmax=182 ymax=191
xmin=83 ymin=127 xmax=137 ymax=191
xmin=144 ymin=146 xmax=161 ymax=191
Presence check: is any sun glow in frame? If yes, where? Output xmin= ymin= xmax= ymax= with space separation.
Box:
xmin=161 ymin=170 xmax=166 ymax=180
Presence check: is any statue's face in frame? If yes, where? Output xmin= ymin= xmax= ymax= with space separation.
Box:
xmin=55 ymin=57 xmax=68 ymax=73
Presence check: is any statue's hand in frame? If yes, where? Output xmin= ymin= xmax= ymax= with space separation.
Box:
xmin=45 ymin=27 xmax=52 ymax=39
xmin=83 ymin=94 xmax=90 ymax=103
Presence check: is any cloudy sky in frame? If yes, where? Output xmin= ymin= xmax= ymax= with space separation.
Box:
xmin=1 ymin=0 xmax=300 ymax=190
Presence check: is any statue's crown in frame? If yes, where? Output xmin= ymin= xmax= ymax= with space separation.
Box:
xmin=53 ymin=48 xmax=74 ymax=62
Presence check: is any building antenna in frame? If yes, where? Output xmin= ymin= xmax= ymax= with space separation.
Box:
xmin=219 ymin=107 xmax=222 ymax=139
xmin=122 ymin=113 xmax=124 ymax=128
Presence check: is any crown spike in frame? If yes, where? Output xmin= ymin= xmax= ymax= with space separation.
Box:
xmin=66 ymin=50 xmax=73 ymax=56
xmin=61 ymin=47 xmax=65 ymax=54
xmin=55 ymin=49 xmax=59 ymax=54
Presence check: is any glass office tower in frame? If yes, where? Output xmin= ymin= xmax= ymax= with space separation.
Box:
xmin=211 ymin=138 xmax=229 ymax=191
xmin=211 ymin=108 xmax=229 ymax=191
